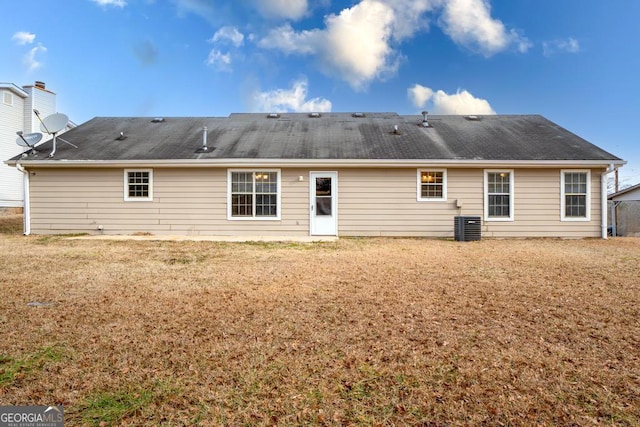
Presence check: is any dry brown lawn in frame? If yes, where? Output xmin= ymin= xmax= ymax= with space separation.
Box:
xmin=0 ymin=218 xmax=638 ymax=425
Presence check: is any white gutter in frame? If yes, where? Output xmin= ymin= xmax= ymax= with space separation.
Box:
xmin=601 ymin=164 xmax=616 ymax=239
xmin=15 ymin=162 xmax=30 ymax=235
xmin=5 ymin=158 xmax=627 ymax=169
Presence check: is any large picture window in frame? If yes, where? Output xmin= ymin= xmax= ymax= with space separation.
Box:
xmin=561 ymin=170 xmax=590 ymax=221
xmin=124 ymin=169 xmax=153 ymax=201
xmin=484 ymin=170 xmax=514 ymax=221
xmin=228 ymin=170 xmax=281 ymax=220
xmin=417 ymin=169 xmax=447 ymax=201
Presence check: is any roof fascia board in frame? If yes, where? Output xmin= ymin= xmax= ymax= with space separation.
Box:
xmin=608 ymin=183 xmax=640 ymax=199
xmin=7 ymin=159 xmax=626 ymax=169
xmin=0 ymin=83 xmax=29 ymax=98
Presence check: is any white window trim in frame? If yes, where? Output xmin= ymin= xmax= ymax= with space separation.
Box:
xmin=227 ymin=169 xmax=282 ymax=221
xmin=417 ymin=169 xmax=447 ymax=202
xmin=3 ymin=91 xmax=13 ymax=106
xmin=560 ymin=169 xmax=591 ymax=221
xmin=484 ymin=169 xmax=515 ymax=222
xmin=124 ymin=169 xmax=153 ymax=202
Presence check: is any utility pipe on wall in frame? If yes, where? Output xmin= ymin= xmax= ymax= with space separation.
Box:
xmin=601 ymin=164 xmax=616 ymax=239
xmin=15 ymin=162 xmax=31 ymax=235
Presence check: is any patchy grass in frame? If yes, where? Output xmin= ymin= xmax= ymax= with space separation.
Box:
xmin=0 ymin=214 xmax=22 ymax=235
xmin=0 ymin=235 xmax=638 ymax=425
xmin=0 ymin=345 xmax=65 ymax=387
xmin=81 ymin=388 xmax=154 ymax=425
xmin=77 ymin=382 xmax=179 ymax=426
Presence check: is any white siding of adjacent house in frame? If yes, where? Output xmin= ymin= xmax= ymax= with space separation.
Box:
xmin=1 ymin=84 xmax=58 ymax=208
xmin=0 ymin=90 xmax=27 ymax=207
xmin=26 ymin=166 xmax=604 ymax=238
xmin=23 ymin=86 xmax=56 ymax=134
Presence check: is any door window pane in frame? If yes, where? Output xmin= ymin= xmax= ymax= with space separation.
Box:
xmin=315 ymin=178 xmax=332 ymax=216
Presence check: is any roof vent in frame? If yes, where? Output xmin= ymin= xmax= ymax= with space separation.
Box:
xmin=196 ymin=126 xmax=214 ymax=153
xmin=34 ymin=81 xmax=46 ymax=90
xmin=421 ymin=111 xmax=429 ymax=126
xmin=308 ymin=112 xmax=321 ymax=118
xmin=267 ymin=113 xmax=280 ymax=119
xmin=151 ymin=117 xmax=165 ymax=123
xmin=465 ymin=115 xmax=481 ymax=121
xmin=420 ymin=111 xmax=431 ymax=128
xmin=115 ymin=132 xmax=127 ymax=141
xmin=352 ymin=112 xmax=366 ymax=118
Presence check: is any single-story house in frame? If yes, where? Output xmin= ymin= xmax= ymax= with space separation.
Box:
xmin=608 ymin=183 xmax=640 ymax=237
xmin=5 ymin=113 xmax=624 ymax=238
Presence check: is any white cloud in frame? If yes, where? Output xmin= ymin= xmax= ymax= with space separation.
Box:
xmin=23 ymin=43 xmax=47 ymax=72
xmin=210 ymin=26 xmax=245 ymax=47
xmin=543 ymin=37 xmax=580 ymax=57
xmin=206 ymin=49 xmax=232 ymax=71
xmin=439 ymin=0 xmax=530 ymax=56
xmin=384 ymin=0 xmax=442 ymax=40
xmin=12 ymin=31 xmax=36 ymax=45
xmin=259 ymin=0 xmax=399 ymax=90
xmin=259 ymin=24 xmax=319 ymax=54
xmin=250 ymin=79 xmax=332 ymax=113
xmin=322 ymin=0 xmax=398 ymax=89
xmin=258 ymin=0 xmax=529 ymax=89
xmin=408 ymin=84 xmax=434 ymax=109
xmin=206 ymin=27 xmax=245 ymax=71
xmin=255 ymin=0 xmax=309 ymax=21
xmin=91 ymin=0 xmax=127 ymax=7
xmin=408 ymin=84 xmax=496 ymax=115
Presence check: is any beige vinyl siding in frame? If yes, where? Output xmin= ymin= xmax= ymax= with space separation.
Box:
xmin=338 ymin=168 xmax=480 ymax=237
xmin=29 ymin=167 xmax=310 ymax=236
xmin=337 ymin=167 xmax=602 ymax=238
xmin=28 ymin=166 xmax=604 ymax=238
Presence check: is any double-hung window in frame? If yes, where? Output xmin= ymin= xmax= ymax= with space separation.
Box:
xmin=228 ymin=170 xmax=281 ymax=220
xmin=484 ymin=170 xmax=514 ymax=221
xmin=417 ymin=169 xmax=447 ymax=201
xmin=124 ymin=169 xmax=153 ymax=201
xmin=3 ymin=91 xmax=13 ymax=106
xmin=561 ymin=170 xmax=590 ymax=221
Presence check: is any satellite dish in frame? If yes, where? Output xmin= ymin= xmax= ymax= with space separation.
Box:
xmin=15 ymin=132 xmax=43 ymax=148
xmin=33 ymin=111 xmax=76 ymax=157
xmin=40 ymin=113 xmax=69 ymax=134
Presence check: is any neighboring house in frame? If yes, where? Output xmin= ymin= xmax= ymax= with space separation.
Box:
xmin=608 ymin=183 xmax=640 ymax=237
xmin=0 ymin=81 xmax=71 ymax=208
xmin=5 ymin=113 xmax=624 ymax=238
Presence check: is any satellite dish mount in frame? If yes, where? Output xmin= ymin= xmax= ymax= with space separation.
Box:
xmin=15 ymin=131 xmax=43 ymax=156
xmin=34 ymin=110 xmax=77 ymax=157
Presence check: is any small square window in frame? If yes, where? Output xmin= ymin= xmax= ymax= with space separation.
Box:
xmin=417 ymin=169 xmax=447 ymax=201
xmin=124 ymin=169 xmax=153 ymax=201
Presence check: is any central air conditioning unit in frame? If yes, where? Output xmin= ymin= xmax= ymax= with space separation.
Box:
xmin=454 ymin=216 xmax=481 ymax=241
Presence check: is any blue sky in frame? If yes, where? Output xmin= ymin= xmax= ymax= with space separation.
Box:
xmin=2 ymin=0 xmax=639 ymax=185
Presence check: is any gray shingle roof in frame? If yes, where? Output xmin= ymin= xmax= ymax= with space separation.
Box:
xmin=10 ymin=113 xmax=622 ymax=163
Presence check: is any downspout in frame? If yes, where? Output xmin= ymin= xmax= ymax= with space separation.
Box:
xmin=15 ymin=162 xmax=31 ymax=235
xmin=601 ymin=164 xmax=616 ymax=239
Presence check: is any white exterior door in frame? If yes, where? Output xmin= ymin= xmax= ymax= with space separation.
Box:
xmin=310 ymin=172 xmax=337 ymax=236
